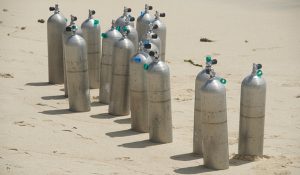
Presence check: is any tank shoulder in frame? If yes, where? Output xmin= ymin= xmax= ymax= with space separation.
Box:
xmin=153 ymin=19 xmax=166 ymax=28
xmin=114 ymin=38 xmax=134 ymax=48
xmin=201 ymin=78 xmax=226 ymax=93
xmin=148 ymin=61 xmax=169 ymax=73
xmin=242 ymin=75 xmax=266 ymax=87
xmin=106 ymin=29 xmax=122 ymax=38
xmin=138 ymin=13 xmax=154 ymax=22
xmin=81 ymin=19 xmax=94 ymax=28
xmin=67 ymin=34 xmax=86 ymax=46
xmin=196 ymin=69 xmax=209 ymax=80
xmin=48 ymin=13 xmax=66 ymax=24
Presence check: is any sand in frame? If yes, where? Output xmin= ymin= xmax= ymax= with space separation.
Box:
xmin=0 ymin=0 xmax=300 ymax=174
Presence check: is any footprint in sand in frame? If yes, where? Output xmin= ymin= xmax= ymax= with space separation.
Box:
xmin=115 ymin=157 xmax=133 ymax=161
xmin=251 ymin=155 xmax=293 ymax=175
xmin=14 ymin=121 xmax=35 ymax=127
xmin=0 ymin=73 xmax=14 ymax=78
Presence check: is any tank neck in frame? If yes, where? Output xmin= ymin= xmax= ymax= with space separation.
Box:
xmin=251 ymin=63 xmax=263 ymax=77
xmin=110 ymin=20 xmax=117 ymax=30
xmin=88 ymin=9 xmax=95 ymax=19
xmin=154 ymin=11 xmax=160 ymax=20
xmin=54 ymin=4 xmax=59 ymax=14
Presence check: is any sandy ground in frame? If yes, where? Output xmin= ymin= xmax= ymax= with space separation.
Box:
xmin=0 ymin=0 xmax=300 ymax=174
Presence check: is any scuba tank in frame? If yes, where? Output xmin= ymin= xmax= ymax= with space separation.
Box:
xmin=130 ymin=42 xmax=153 ymax=132
xmin=81 ymin=9 xmax=101 ymax=89
xmin=136 ymin=4 xmax=154 ymax=41
xmin=109 ymin=29 xmax=135 ymax=116
xmin=145 ymin=51 xmax=172 ymax=143
xmin=115 ymin=6 xmax=134 ymax=28
xmin=65 ymin=26 xmax=90 ymax=112
xmin=47 ymin=4 xmax=67 ymax=84
xmin=193 ymin=56 xmax=217 ymax=155
xmin=238 ymin=63 xmax=266 ymax=156
xmin=99 ymin=20 xmax=122 ymax=104
xmin=153 ymin=11 xmax=166 ymax=61
xmin=122 ymin=17 xmax=138 ymax=52
xmin=62 ymin=15 xmax=81 ymax=97
xmin=201 ymin=68 xmax=229 ymax=170
xmin=141 ymin=23 xmax=161 ymax=58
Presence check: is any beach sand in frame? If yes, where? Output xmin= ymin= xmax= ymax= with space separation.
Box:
xmin=0 ymin=0 xmax=300 ymax=174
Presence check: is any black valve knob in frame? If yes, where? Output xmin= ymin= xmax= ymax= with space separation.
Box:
xmin=149 ymin=51 xmax=155 ymax=56
xmin=212 ymin=59 xmax=217 ymax=65
xmin=151 ymin=34 xmax=158 ymax=39
xmin=144 ymin=43 xmax=151 ymax=49
xmin=130 ymin=17 xmax=135 ymax=21
xmin=66 ymin=26 xmax=71 ymax=31
xmin=127 ymin=8 xmax=132 ymax=12
xmin=160 ymin=13 xmax=166 ymax=17
xmin=49 ymin=7 xmax=55 ymax=11
xmin=148 ymin=6 xmax=153 ymax=10
xmin=257 ymin=64 xmax=262 ymax=69
xmin=91 ymin=10 xmax=96 ymax=15
xmin=153 ymin=24 xmax=158 ymax=29
xmin=73 ymin=16 xmax=77 ymax=21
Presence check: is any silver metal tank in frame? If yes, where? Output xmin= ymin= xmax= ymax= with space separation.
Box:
xmin=129 ymin=42 xmax=153 ymax=132
xmin=81 ymin=9 xmax=101 ymax=89
xmin=153 ymin=11 xmax=166 ymax=61
xmin=238 ymin=63 xmax=266 ymax=156
xmin=201 ymin=69 xmax=229 ymax=170
xmin=122 ymin=17 xmax=138 ymax=52
xmin=65 ymin=27 xmax=90 ymax=112
xmin=141 ymin=23 xmax=161 ymax=57
xmin=99 ymin=20 xmax=122 ymax=104
xmin=136 ymin=4 xmax=154 ymax=41
xmin=47 ymin=4 xmax=67 ymax=84
xmin=146 ymin=51 xmax=172 ymax=143
xmin=62 ymin=15 xmax=82 ymax=97
xmin=193 ymin=56 xmax=217 ymax=155
xmin=115 ymin=6 xmax=134 ymax=28
xmin=109 ymin=30 xmax=135 ymax=116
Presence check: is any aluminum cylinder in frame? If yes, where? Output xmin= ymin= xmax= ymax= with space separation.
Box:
xmin=130 ymin=44 xmax=153 ymax=132
xmin=81 ymin=10 xmax=101 ymax=89
xmin=115 ymin=7 xmax=134 ymax=28
xmin=122 ymin=17 xmax=138 ymax=52
xmin=146 ymin=53 xmax=172 ymax=143
xmin=109 ymin=36 xmax=135 ymax=116
xmin=141 ymin=24 xmax=162 ymax=58
xmin=47 ymin=4 xmax=67 ymax=84
xmin=136 ymin=4 xmax=154 ymax=41
xmin=62 ymin=15 xmax=82 ymax=97
xmin=238 ymin=63 xmax=266 ymax=156
xmin=99 ymin=21 xmax=122 ymax=104
xmin=193 ymin=57 xmax=217 ymax=155
xmin=65 ymin=31 xmax=90 ymax=112
xmin=201 ymin=76 xmax=229 ymax=170
xmin=153 ymin=11 xmax=166 ymax=61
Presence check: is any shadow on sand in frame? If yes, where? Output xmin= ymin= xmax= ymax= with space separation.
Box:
xmin=114 ymin=118 xmax=131 ymax=124
xmin=40 ymin=109 xmax=72 ymax=115
xmin=106 ymin=129 xmax=140 ymax=138
xmin=91 ymin=101 xmax=107 ymax=107
xmin=26 ymin=82 xmax=50 ymax=86
xmin=118 ymin=139 xmax=159 ymax=148
xmin=41 ymin=95 xmax=66 ymax=100
xmin=170 ymin=153 xmax=202 ymax=161
xmin=174 ymin=165 xmax=214 ymax=174
xmin=90 ymin=113 xmax=115 ymax=119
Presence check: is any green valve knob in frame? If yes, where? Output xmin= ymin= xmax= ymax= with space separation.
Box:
xmin=206 ymin=56 xmax=212 ymax=63
xmin=220 ymin=78 xmax=227 ymax=84
xmin=65 ymin=18 xmax=68 ymax=22
xmin=257 ymin=70 xmax=263 ymax=77
xmin=123 ymin=26 xmax=128 ymax=31
xmin=144 ymin=64 xmax=149 ymax=70
xmin=94 ymin=19 xmax=99 ymax=26
xmin=71 ymin=25 xmax=77 ymax=30
xmin=101 ymin=33 xmax=108 ymax=38
xmin=116 ymin=26 xmax=121 ymax=31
